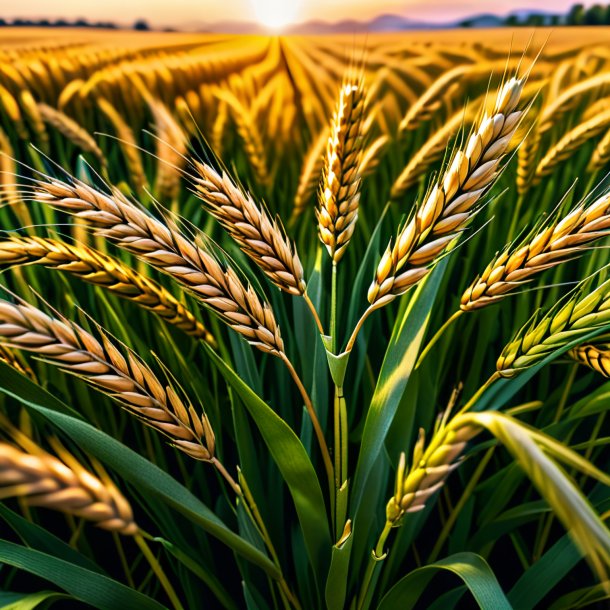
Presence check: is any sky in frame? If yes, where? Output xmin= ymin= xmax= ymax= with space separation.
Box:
xmin=2 ymin=0 xmax=600 ymax=28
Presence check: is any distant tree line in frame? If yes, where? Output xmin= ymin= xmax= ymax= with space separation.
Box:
xmin=503 ymin=3 xmax=610 ymax=26
xmin=0 ymin=17 xmax=155 ymax=30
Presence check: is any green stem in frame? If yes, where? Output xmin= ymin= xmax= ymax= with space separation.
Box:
xmin=507 ymin=193 xmax=525 ymax=242
xmin=134 ymin=533 xmax=184 ymax=610
xmin=331 ymin=261 xmax=338 ymax=352
xmin=458 ymin=373 xmax=500 ymax=415
xmin=345 ymin=306 xmax=374 ymax=353
xmin=356 ymin=520 xmax=393 ymax=610
xmin=334 ymin=384 xmax=349 ymax=539
xmin=416 ymin=310 xmax=464 ymax=369
xmin=281 ymin=353 xmax=334 ymax=496
xmin=303 ymin=292 xmax=325 ymax=335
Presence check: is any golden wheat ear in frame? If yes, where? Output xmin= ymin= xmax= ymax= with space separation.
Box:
xmin=0 ymin=436 xmax=137 ymax=535
xmin=461 ymin=190 xmax=610 ymax=311
xmin=0 ymin=296 xmax=215 ymax=462
xmin=367 ymin=76 xmax=525 ymax=310
xmin=193 ymin=161 xmax=306 ymax=296
xmin=0 ymin=236 xmax=215 ymax=345
xmin=497 ymin=279 xmax=610 ymax=378
xmin=27 ymin=175 xmax=285 ymax=356
xmin=317 ymin=76 xmax=366 ymax=263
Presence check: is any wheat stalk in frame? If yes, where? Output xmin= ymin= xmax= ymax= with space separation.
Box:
xmin=461 ymin=192 xmax=610 ymax=311
xmin=96 ymin=96 xmax=148 ymax=195
xmin=29 ymin=177 xmax=285 ymax=356
xmin=37 ymin=103 xmax=105 ymax=164
xmin=365 ymin=77 xmax=525 ymax=313
xmin=0 ymin=236 xmax=214 ymax=344
xmin=0 ymin=297 xmax=215 ymax=461
xmin=497 ymin=279 xmax=610 ymax=377
xmin=193 ymin=162 xmax=306 ymax=296
xmin=390 ymin=111 xmax=466 ymax=201
xmin=533 ymin=109 xmax=610 ymax=185
xmin=0 ymin=441 xmax=138 ymax=535
xmin=317 ymin=78 xmax=365 ymax=263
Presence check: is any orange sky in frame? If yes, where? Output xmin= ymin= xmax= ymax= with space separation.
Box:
xmin=3 ymin=1 xmax=600 ymax=27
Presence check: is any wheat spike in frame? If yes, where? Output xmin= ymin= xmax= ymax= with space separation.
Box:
xmin=569 ymin=338 xmax=610 ymax=376
xmin=534 ymin=109 xmax=610 ymax=185
xmin=37 ymin=103 xmax=104 ymax=164
xmin=588 ymin=127 xmax=610 ymax=173
xmin=0 ymin=343 xmax=35 ymax=379
xmin=390 ymin=111 xmax=466 ymax=201
xmin=194 ymin=162 xmax=305 ymax=296
xmin=368 ymin=76 xmax=524 ymax=309
xmin=0 ymin=298 xmax=215 ymax=461
xmin=317 ymin=78 xmax=365 ymax=263
xmin=0 ymin=441 xmax=137 ymax=535
xmin=497 ymin=279 xmax=610 ymax=377
xmin=19 ymin=90 xmax=48 ymax=150
xmin=386 ymin=417 xmax=479 ymax=523
xmin=291 ymin=128 xmax=329 ymax=222
xmin=96 ymin=96 xmax=148 ymax=195
xmin=0 ymin=84 xmax=27 ymax=139
xmin=30 ymin=177 xmax=285 ymax=356
xmin=461 ymin=192 xmax=610 ymax=311
xmin=516 ymin=125 xmax=540 ymax=196
xmin=0 ymin=236 xmax=214 ymax=344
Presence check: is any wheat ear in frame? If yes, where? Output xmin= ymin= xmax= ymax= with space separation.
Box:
xmin=569 ymin=337 xmax=610 ymax=376
xmin=37 ymin=103 xmax=104 ymax=164
xmin=367 ymin=77 xmax=525 ymax=311
xmin=0 ymin=236 xmax=214 ymax=344
xmin=533 ymin=109 xmax=610 ymax=185
xmin=497 ymin=280 xmax=610 ymax=377
xmin=291 ymin=128 xmax=329 ymax=222
xmin=0 ymin=441 xmax=138 ymax=535
xmin=588 ymin=127 xmax=610 ymax=173
xmin=193 ymin=162 xmax=306 ymax=296
xmin=461 ymin=192 xmax=610 ymax=311
xmin=30 ymin=177 xmax=284 ymax=356
xmin=0 ymin=298 xmax=215 ymax=461
xmin=317 ymin=78 xmax=365 ymax=263
xmin=96 ymin=96 xmax=148 ymax=195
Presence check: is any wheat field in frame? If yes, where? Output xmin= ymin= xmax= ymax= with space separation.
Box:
xmin=0 ymin=26 xmax=610 ymax=609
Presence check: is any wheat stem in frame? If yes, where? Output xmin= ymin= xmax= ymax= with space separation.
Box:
xmin=279 ymin=352 xmax=333 ymax=493
xmin=134 ymin=534 xmax=184 ymax=610
xmin=355 ymin=520 xmax=393 ymax=610
xmin=302 ymin=292 xmax=325 ymax=335
xmin=415 ymin=310 xmax=464 ymax=369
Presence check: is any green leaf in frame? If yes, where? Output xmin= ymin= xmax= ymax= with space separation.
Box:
xmin=377 ymin=552 xmax=511 ymax=610
xmin=325 ymin=521 xmax=353 ymax=610
xmin=351 ymin=260 xmax=448 ymax=515
xmin=0 ymin=369 xmax=279 ymax=579
xmin=0 ymin=540 xmax=165 ymax=610
xmin=0 ymin=504 xmax=104 ymax=574
xmin=0 ymin=591 xmax=67 ymax=610
xmin=204 ymin=344 xmax=331 ymax=590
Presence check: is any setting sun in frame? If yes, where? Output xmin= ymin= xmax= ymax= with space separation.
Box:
xmin=250 ymin=0 xmax=301 ymax=29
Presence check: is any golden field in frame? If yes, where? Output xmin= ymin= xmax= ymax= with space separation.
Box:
xmin=1 ymin=25 xmax=610 ymax=610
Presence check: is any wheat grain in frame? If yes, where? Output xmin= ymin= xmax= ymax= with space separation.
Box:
xmin=367 ymin=76 xmax=525 ymax=310
xmin=37 ymin=103 xmax=104 ymax=164
xmin=533 ymin=109 xmax=610 ymax=185
xmin=96 ymin=96 xmax=148 ymax=195
xmin=0 ymin=236 xmax=213 ymax=344
xmin=0 ymin=297 xmax=215 ymax=461
xmin=0 ymin=441 xmax=137 ymax=535
xmin=569 ymin=337 xmax=610 ymax=376
xmin=497 ymin=279 xmax=610 ymax=377
xmin=317 ymin=78 xmax=365 ymax=263
xmin=461 ymin=192 xmax=610 ymax=311
xmin=30 ymin=177 xmax=285 ymax=356
xmin=193 ymin=162 xmax=306 ymax=296
xmin=291 ymin=128 xmax=329 ymax=222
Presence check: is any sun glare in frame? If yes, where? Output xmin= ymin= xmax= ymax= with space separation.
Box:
xmin=250 ymin=0 xmax=301 ymax=30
